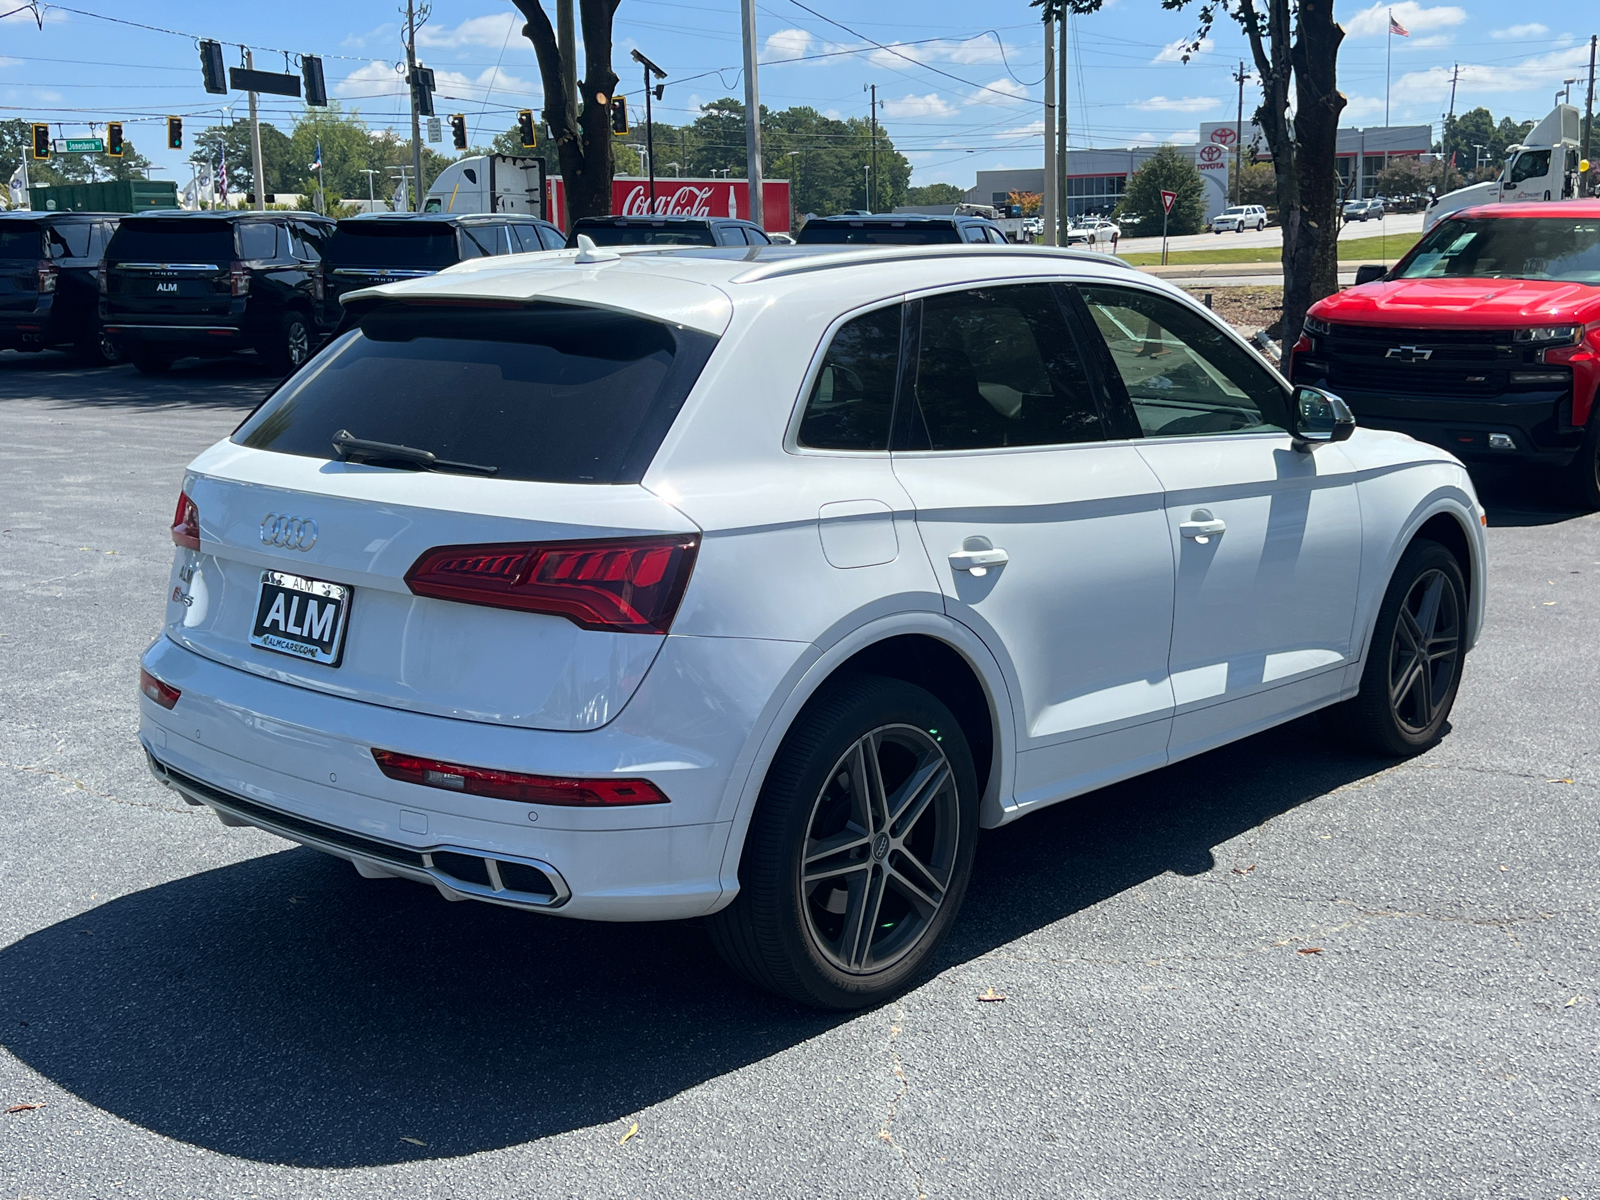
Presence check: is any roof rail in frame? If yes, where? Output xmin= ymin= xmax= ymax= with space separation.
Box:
xmin=730 ymin=243 xmax=1138 ymax=283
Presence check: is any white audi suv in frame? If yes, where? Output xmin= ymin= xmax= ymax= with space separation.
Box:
xmin=139 ymin=241 xmax=1486 ymax=1008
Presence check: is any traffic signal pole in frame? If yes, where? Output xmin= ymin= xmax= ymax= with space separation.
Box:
xmin=246 ymin=49 xmax=265 ymax=211
xmin=405 ymin=0 xmax=424 ymax=210
xmin=740 ymin=0 xmax=764 ymax=228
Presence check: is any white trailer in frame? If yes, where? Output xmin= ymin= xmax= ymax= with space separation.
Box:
xmin=423 ymin=155 xmax=548 ymax=218
xmin=1423 ymin=105 xmax=1584 ymax=230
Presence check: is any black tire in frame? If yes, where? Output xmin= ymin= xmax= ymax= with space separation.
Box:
xmin=1324 ymin=540 xmax=1467 ymax=757
xmin=75 ymin=325 xmax=123 ymax=368
xmin=707 ymin=675 xmax=980 ymax=1010
xmin=132 ymin=350 xmax=173 ymax=374
xmin=1564 ymin=408 xmax=1600 ymax=511
xmin=264 ymin=310 xmax=312 ymax=374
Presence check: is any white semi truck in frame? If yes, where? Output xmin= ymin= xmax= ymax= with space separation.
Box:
xmin=1423 ymin=104 xmax=1585 ymax=230
xmin=422 ymin=155 xmax=547 ymax=218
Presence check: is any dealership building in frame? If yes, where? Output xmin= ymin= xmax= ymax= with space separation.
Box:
xmin=963 ymin=122 xmax=1433 ymax=225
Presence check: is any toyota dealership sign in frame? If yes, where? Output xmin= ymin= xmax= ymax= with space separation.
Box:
xmin=547 ymin=176 xmax=792 ymax=231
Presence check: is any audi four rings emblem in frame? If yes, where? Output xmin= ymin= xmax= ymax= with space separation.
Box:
xmin=260 ymin=514 xmax=318 ymax=551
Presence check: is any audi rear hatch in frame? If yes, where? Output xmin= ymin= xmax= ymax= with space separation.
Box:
xmin=164 ymin=295 xmax=719 ymax=731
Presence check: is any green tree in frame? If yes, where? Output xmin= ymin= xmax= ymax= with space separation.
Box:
xmin=1115 ymin=146 xmax=1205 ymax=235
xmin=0 ymin=119 xmax=155 ymax=197
xmin=1442 ymin=107 xmax=1534 ymax=179
xmin=189 ymin=122 xmax=294 ymax=197
xmin=1226 ymin=159 xmax=1277 ymax=211
xmin=1375 ymin=154 xmax=1459 ymax=198
xmin=905 ymin=183 xmax=965 ymax=206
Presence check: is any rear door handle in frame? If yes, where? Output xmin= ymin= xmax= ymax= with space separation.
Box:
xmin=1179 ymin=511 xmax=1226 ymax=541
xmin=949 ymin=548 xmax=1009 ymax=575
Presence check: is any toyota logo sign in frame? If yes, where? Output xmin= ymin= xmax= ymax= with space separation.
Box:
xmin=260 ymin=514 xmax=318 ymax=551
xmin=1210 ymin=127 xmax=1237 ymax=145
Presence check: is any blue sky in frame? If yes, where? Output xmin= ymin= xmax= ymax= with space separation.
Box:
xmin=2 ymin=0 xmax=1593 ymax=188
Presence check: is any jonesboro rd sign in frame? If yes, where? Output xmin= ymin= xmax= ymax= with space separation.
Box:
xmin=52 ymin=138 xmax=105 ymax=154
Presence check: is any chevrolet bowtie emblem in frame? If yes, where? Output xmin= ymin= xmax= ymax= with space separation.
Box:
xmin=1385 ymin=345 xmax=1433 ymax=362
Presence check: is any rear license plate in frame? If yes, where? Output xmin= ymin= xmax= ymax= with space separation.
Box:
xmin=250 ymin=571 xmax=351 ymax=666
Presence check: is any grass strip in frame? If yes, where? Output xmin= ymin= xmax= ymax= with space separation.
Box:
xmin=1118 ymin=230 xmax=1421 ymax=267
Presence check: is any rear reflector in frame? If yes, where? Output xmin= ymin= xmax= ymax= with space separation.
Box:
xmin=404 ymin=534 xmax=699 ymax=634
xmin=371 ymin=749 xmax=669 ymax=807
xmin=139 ymin=668 xmax=180 ymax=709
xmin=171 ymin=490 xmax=200 ymax=550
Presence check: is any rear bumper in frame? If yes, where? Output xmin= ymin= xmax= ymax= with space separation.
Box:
xmin=104 ymin=322 xmax=249 ymax=353
xmin=0 ymin=303 xmax=63 ymax=347
xmin=137 ymin=633 xmax=806 ymax=921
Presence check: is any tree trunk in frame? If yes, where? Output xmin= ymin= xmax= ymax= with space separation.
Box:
xmin=1290 ymin=0 xmax=1346 ymax=346
xmin=513 ymin=0 xmax=619 ymax=224
xmin=1236 ymin=0 xmax=1303 ymax=348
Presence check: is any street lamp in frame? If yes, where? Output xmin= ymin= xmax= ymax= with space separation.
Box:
xmin=630 ymin=48 xmax=668 ymax=214
xmin=863 ymin=163 xmax=871 ymax=211
xmin=1561 ymin=77 xmax=1579 ymax=105
xmin=628 ymin=143 xmax=650 ymax=180
xmin=664 ymin=161 xmax=681 ymax=177
xmin=1473 ymin=143 xmax=1487 ymax=173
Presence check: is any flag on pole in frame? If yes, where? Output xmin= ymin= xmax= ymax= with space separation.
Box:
xmin=217 ymin=143 xmax=229 ymax=208
xmin=309 ymin=139 xmax=322 ymax=174
xmin=7 ymin=165 xmax=26 ymax=209
xmin=1388 ymin=12 xmax=1409 ymax=36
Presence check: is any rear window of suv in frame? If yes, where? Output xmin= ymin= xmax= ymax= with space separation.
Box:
xmin=797 ymin=224 xmax=962 ymax=245
xmin=573 ymin=222 xmax=716 ymax=246
xmin=107 ymin=219 xmax=235 ymax=263
xmin=232 ymin=303 xmax=718 ymax=484
xmin=326 ymin=223 xmax=461 ymax=269
xmin=0 ymin=225 xmax=44 ymax=259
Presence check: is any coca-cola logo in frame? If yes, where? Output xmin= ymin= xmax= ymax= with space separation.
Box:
xmin=621 ymin=184 xmax=738 ymax=218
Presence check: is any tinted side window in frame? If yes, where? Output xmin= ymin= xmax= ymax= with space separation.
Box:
xmin=960 ymin=225 xmax=987 ymax=244
xmin=798 ymin=305 xmax=902 ymax=452
xmin=48 ymin=224 xmax=91 ymax=258
xmin=507 ymin=225 xmax=540 ymax=252
xmin=294 ymin=223 xmax=325 ymax=260
xmin=745 ymin=225 xmax=771 ymax=244
xmin=904 ymin=285 xmax=1103 ymax=451
xmin=1510 ymin=150 xmax=1550 ymax=183
xmin=237 ymin=222 xmax=279 ymax=259
xmin=1079 ymin=285 xmax=1289 ymax=438
xmin=538 ymin=224 xmax=566 ymax=250
xmin=458 ymin=225 xmax=497 ymax=258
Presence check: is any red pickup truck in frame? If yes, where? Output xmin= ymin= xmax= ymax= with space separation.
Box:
xmin=1289 ymin=200 xmax=1600 ymax=506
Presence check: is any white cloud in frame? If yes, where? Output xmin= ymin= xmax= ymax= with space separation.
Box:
xmin=1167 ymin=129 xmax=1199 ymax=144
xmin=868 ymin=35 xmax=1024 ymax=70
xmin=1131 ymin=95 xmax=1221 ymax=113
xmin=882 ymin=92 xmax=958 ymax=119
xmin=1344 ymin=2 xmax=1466 ymax=37
xmin=0 ymin=56 xmax=19 ymax=68
xmin=1387 ymin=44 xmax=1594 ymax=104
xmin=1153 ymin=37 xmax=1213 ymax=63
xmin=417 ymin=12 xmax=523 ymax=50
xmin=335 ymin=61 xmax=406 ymax=101
xmin=763 ymin=28 xmax=813 ymax=62
xmin=965 ymin=78 xmax=1028 ymax=107
xmin=335 ymin=60 xmax=536 ymax=104
xmin=1411 ymin=34 xmax=1455 ymax=47
xmin=1493 ymin=23 xmax=1549 ymax=38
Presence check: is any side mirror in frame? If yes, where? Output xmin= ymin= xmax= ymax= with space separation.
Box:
xmin=1353 ymin=263 xmax=1387 ymax=286
xmin=1292 ymin=386 xmax=1356 ymax=451
xmin=1502 ymin=179 xmax=1516 ymax=190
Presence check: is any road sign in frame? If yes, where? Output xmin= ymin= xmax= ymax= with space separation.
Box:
xmin=53 ymin=137 xmax=105 ymax=154
xmin=427 ymin=116 xmax=441 ymax=143
xmin=1161 ymin=189 xmax=1178 ymax=213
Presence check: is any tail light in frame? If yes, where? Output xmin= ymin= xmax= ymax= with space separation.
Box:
xmin=372 ymin=749 xmax=669 ymax=806
xmin=230 ymin=262 xmax=251 ymax=296
xmin=139 ymin=668 xmax=181 ymax=710
xmin=171 ymin=490 xmax=200 ymax=550
xmin=36 ymin=260 xmax=57 ymax=293
xmin=97 ymin=261 xmax=108 ymax=295
xmin=312 ymin=263 xmax=325 ymax=302
xmin=404 ymin=534 xmax=699 ymax=634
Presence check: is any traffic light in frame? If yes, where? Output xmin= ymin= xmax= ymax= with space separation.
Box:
xmin=302 ymin=55 xmax=327 ymax=107
xmin=517 ymin=109 xmax=536 ymax=149
xmin=31 ymin=123 xmax=49 ymax=161
xmin=166 ymin=116 xmax=182 ymax=150
xmin=106 ymin=122 xmax=123 ymax=157
xmin=449 ymin=113 xmax=467 ymax=151
xmin=410 ymin=65 xmax=435 ymax=117
xmin=610 ymin=96 xmax=628 ymax=135
xmin=199 ymin=39 xmax=227 ymax=95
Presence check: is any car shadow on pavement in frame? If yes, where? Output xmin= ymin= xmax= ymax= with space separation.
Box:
xmin=0 ymin=716 xmax=1396 ymax=1168
xmin=0 ymin=350 xmax=282 ymax=409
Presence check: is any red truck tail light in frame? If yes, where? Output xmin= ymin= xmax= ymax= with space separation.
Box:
xmin=36 ymin=260 xmax=57 ymax=293
xmin=404 ymin=534 xmax=699 ymax=634
xmin=139 ymin=668 xmax=181 ymax=710
xmin=230 ymin=262 xmax=251 ymax=296
xmin=171 ymin=490 xmax=200 ymax=550
xmin=371 ymin=749 xmax=669 ymax=806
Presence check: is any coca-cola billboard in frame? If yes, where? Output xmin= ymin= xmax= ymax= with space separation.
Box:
xmin=548 ymin=176 xmax=791 ymax=232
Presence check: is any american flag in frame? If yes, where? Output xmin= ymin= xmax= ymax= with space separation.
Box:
xmin=1389 ymin=12 xmax=1410 ymax=36
xmin=216 ymin=143 xmax=228 ymax=207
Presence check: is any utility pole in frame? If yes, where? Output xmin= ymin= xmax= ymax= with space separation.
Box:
xmin=1442 ymin=63 xmax=1459 ymax=190
xmin=1057 ymin=9 xmax=1067 ymax=235
xmin=1232 ymin=61 xmax=1249 ymax=206
xmin=404 ymin=0 xmax=424 ymax=211
xmin=867 ymin=83 xmax=878 ymax=212
xmin=1042 ymin=16 xmax=1057 ymax=246
xmin=632 ymin=49 xmax=667 ymax=214
xmin=245 ymin=50 xmax=266 ymax=211
xmin=740 ymin=0 xmax=764 ymax=228
xmin=1584 ymin=35 xmax=1597 ymax=197
xmin=361 ymin=168 xmax=380 ymax=210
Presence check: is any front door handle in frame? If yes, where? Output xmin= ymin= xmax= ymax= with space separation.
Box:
xmin=949 ymin=547 xmax=1009 ymax=576
xmin=1179 ymin=510 xmax=1226 ymax=541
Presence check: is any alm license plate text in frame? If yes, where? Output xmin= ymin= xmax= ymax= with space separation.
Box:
xmin=250 ymin=571 xmax=351 ymax=665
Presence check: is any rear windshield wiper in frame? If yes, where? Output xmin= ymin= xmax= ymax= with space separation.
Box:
xmin=331 ymin=429 xmax=498 ymax=476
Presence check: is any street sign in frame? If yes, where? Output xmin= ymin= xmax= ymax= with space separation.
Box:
xmin=427 ymin=116 xmax=441 ymax=143
xmin=53 ymin=138 xmax=105 ymax=154
xmin=229 ymin=66 xmax=301 ymax=98
xmin=1161 ymin=189 xmax=1178 ymax=213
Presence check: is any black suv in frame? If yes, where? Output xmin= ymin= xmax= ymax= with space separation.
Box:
xmin=0 ymin=211 xmax=123 ymax=365
xmin=322 ymin=212 xmax=566 ymax=323
xmin=569 ymin=215 xmax=773 ymax=247
xmin=797 ymin=214 xmax=1009 ymax=245
xmin=101 ymin=210 xmax=336 ymax=374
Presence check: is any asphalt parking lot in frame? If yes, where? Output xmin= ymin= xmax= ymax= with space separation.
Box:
xmin=1 ymin=351 xmax=1597 ymax=1199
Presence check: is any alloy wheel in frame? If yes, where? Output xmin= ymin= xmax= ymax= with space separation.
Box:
xmin=287 ymin=321 xmax=310 ymax=367
xmin=1387 ymin=567 xmax=1462 ymax=735
xmin=800 ymin=723 xmax=960 ymax=975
